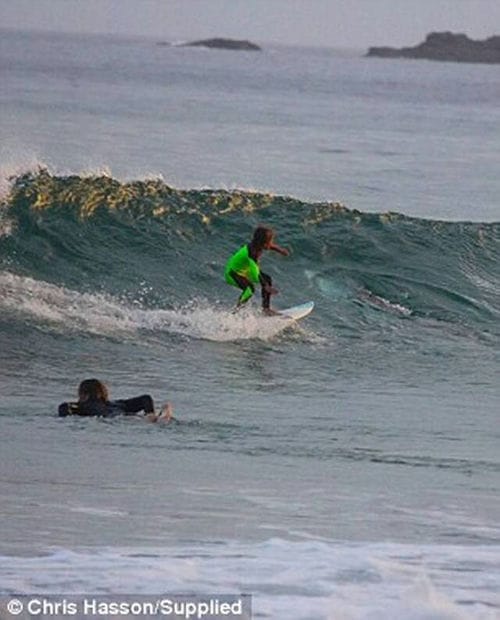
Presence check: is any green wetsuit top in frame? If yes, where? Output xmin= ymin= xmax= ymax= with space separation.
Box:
xmin=225 ymin=244 xmax=261 ymax=284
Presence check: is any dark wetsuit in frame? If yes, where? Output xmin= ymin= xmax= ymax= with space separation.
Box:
xmin=58 ymin=395 xmax=154 ymax=418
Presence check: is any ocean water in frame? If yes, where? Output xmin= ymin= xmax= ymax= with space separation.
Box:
xmin=0 ymin=29 xmax=499 ymax=619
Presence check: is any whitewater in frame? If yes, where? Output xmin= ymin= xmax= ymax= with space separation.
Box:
xmin=1 ymin=29 xmax=499 ymax=620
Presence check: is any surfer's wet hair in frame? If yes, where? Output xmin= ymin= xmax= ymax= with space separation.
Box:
xmin=78 ymin=379 xmax=109 ymax=402
xmin=251 ymin=226 xmax=274 ymax=250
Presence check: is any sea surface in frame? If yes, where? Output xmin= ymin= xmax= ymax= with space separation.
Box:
xmin=0 ymin=29 xmax=499 ymax=619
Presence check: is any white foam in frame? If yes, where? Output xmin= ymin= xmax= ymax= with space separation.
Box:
xmin=0 ymin=155 xmax=47 ymax=200
xmin=0 ymin=210 xmax=14 ymax=238
xmin=358 ymin=289 xmax=413 ymax=316
xmin=0 ymin=157 xmax=170 ymax=202
xmin=0 ymin=272 xmax=138 ymax=337
xmin=142 ymin=302 xmax=295 ymax=342
xmin=0 ymin=540 xmax=498 ymax=619
xmin=0 ymin=272 xmax=294 ymax=341
xmin=67 ymin=505 xmax=129 ymax=518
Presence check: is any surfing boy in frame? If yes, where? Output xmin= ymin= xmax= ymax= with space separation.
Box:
xmin=224 ymin=226 xmax=289 ymax=314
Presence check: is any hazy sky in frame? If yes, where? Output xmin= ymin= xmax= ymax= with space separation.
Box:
xmin=1 ymin=0 xmax=499 ymax=49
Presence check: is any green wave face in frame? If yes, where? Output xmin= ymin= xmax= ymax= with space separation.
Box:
xmin=1 ymin=170 xmax=499 ymax=335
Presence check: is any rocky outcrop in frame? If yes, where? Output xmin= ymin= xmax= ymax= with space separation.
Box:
xmin=367 ymin=32 xmax=500 ymax=64
xmin=181 ymin=38 xmax=261 ymax=51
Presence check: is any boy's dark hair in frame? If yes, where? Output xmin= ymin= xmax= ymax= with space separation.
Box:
xmin=251 ymin=226 xmax=274 ymax=250
xmin=78 ymin=379 xmax=109 ymax=402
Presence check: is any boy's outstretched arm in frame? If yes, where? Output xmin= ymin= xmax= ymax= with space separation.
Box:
xmin=269 ymin=242 xmax=290 ymax=256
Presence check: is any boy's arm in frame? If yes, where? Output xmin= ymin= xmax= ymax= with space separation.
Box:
xmin=269 ymin=242 xmax=290 ymax=257
xmin=58 ymin=402 xmax=80 ymax=417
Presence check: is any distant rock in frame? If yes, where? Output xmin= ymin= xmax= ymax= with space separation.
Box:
xmin=181 ymin=38 xmax=261 ymax=51
xmin=367 ymin=32 xmax=500 ymax=64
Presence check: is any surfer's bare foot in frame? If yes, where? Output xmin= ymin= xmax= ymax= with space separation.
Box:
xmin=263 ymin=308 xmax=280 ymax=316
xmin=157 ymin=402 xmax=173 ymax=422
xmin=144 ymin=403 xmax=173 ymax=423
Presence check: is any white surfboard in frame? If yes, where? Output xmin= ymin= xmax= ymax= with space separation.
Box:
xmin=276 ymin=301 xmax=314 ymax=320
